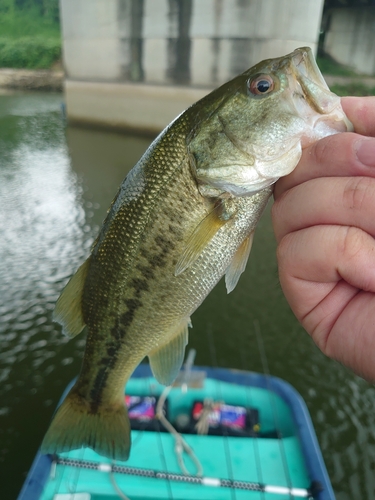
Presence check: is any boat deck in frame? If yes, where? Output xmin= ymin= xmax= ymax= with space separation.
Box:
xmin=18 ymin=366 xmax=334 ymax=500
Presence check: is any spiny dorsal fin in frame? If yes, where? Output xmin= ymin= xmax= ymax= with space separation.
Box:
xmin=53 ymin=258 xmax=90 ymax=338
xmin=225 ymin=231 xmax=254 ymax=293
xmin=175 ymin=205 xmax=229 ymax=276
xmin=148 ymin=318 xmax=191 ymax=386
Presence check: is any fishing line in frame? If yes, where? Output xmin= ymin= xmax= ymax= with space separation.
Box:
xmin=66 ymin=446 xmax=85 ymax=496
xmin=131 ymin=372 xmax=159 ymax=449
xmin=156 ymin=411 xmax=174 ymax=500
xmin=240 ymin=338 xmax=265 ymax=500
xmin=153 ymin=353 xmax=204 ymax=485
xmin=207 ymin=325 xmax=237 ymax=500
xmin=145 ymin=370 xmax=174 ymax=500
xmin=51 ymin=454 xmax=65 ymax=499
xmin=109 ymin=372 xmax=161 ymax=500
xmin=221 ymin=396 xmax=238 ymax=500
xmin=49 ymin=448 xmax=84 ymax=500
xmin=253 ymin=319 xmax=294 ymax=500
xmin=110 ymin=371 xmax=174 ymax=500
xmin=276 ymin=325 xmax=301 ymax=359
xmin=109 ymin=465 xmax=132 ymax=500
xmin=50 ymin=443 xmax=84 ymax=499
xmin=48 ymin=396 xmax=71 ymax=498
xmin=206 ymin=321 xmax=218 ymax=367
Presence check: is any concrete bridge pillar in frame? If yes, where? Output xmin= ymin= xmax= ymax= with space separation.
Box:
xmin=60 ymin=0 xmax=325 ymax=133
xmin=323 ymin=7 xmax=375 ymax=77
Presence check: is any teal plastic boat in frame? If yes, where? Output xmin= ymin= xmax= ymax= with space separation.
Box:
xmin=18 ymin=364 xmax=334 ymax=500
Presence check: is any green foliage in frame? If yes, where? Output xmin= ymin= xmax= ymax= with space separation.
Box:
xmin=317 ymin=55 xmax=358 ymax=77
xmin=0 ymin=8 xmax=60 ymax=38
xmin=319 ymin=52 xmax=375 ymax=97
xmin=0 ymin=37 xmax=61 ymax=69
xmin=0 ymin=0 xmax=59 ymax=22
xmin=331 ymin=82 xmax=375 ymax=97
xmin=0 ymin=0 xmax=60 ymax=68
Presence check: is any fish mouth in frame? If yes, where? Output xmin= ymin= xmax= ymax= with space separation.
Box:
xmin=242 ymin=48 xmax=353 ymax=187
xmin=285 ymin=47 xmax=353 ymax=135
xmin=290 ymin=47 xmax=329 ymax=92
xmin=289 ymin=47 xmax=337 ymax=113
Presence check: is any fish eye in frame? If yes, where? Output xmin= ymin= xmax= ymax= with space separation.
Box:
xmin=247 ymin=75 xmax=274 ymax=96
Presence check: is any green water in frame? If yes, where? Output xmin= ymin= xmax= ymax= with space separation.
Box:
xmin=0 ymin=92 xmax=374 ymax=500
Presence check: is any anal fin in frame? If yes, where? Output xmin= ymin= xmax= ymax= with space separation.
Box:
xmin=225 ymin=231 xmax=254 ymax=293
xmin=148 ymin=318 xmax=191 ymax=386
xmin=53 ymin=258 xmax=90 ymax=337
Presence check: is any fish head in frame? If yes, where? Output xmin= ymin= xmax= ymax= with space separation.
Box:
xmin=189 ymin=47 xmax=352 ymax=197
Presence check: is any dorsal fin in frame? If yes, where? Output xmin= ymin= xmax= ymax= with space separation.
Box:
xmin=53 ymin=258 xmax=90 ymax=337
xmin=225 ymin=231 xmax=254 ymax=293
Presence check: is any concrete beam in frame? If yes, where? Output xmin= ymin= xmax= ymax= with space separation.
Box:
xmin=65 ymin=80 xmax=210 ymax=134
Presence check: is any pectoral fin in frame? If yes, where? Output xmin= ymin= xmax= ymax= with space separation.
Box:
xmin=148 ymin=319 xmax=191 ymax=386
xmin=225 ymin=232 xmax=254 ymax=293
xmin=175 ymin=205 xmax=229 ymax=276
xmin=53 ymin=258 xmax=90 ymax=337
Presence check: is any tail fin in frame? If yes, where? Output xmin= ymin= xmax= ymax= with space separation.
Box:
xmin=41 ymin=389 xmax=131 ymax=461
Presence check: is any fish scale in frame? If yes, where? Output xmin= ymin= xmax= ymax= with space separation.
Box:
xmin=76 ymin=119 xmax=206 ymax=409
xmin=41 ymin=47 xmax=351 ymax=461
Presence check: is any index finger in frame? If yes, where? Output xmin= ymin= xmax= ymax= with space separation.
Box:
xmin=274 ymin=132 xmax=375 ymax=199
xmin=342 ymin=96 xmax=375 ymax=137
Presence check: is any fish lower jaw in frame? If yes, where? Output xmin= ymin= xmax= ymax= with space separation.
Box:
xmin=302 ymin=109 xmax=353 ymax=146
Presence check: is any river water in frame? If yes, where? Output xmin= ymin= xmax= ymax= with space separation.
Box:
xmin=0 ymin=91 xmax=374 ymax=499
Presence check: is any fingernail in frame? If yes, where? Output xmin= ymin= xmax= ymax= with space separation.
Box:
xmin=355 ymin=139 xmax=375 ymax=167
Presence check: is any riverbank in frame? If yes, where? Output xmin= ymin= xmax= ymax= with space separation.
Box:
xmin=0 ymin=68 xmax=63 ymax=91
xmin=0 ymin=68 xmax=373 ymax=136
xmin=1 ymin=67 xmax=374 ymax=96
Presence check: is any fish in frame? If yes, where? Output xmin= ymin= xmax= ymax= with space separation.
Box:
xmin=41 ymin=47 xmax=351 ymax=461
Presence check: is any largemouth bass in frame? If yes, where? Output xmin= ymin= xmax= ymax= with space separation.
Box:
xmin=41 ymin=47 xmax=351 ymax=461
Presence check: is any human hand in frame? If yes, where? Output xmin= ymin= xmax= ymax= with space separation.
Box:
xmin=272 ymin=97 xmax=375 ymax=381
